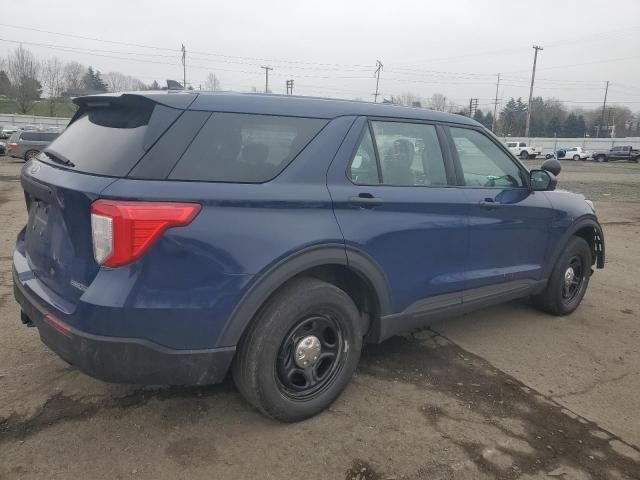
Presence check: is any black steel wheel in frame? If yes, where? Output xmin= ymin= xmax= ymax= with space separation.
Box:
xmin=232 ymin=277 xmax=363 ymax=422
xmin=532 ymin=236 xmax=592 ymax=315
xmin=275 ymin=315 xmax=344 ymax=400
xmin=560 ymin=255 xmax=585 ymax=304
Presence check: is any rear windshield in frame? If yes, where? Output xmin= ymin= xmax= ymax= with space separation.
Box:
xmin=44 ymin=98 xmax=155 ymax=176
xmin=168 ymin=113 xmax=327 ymax=183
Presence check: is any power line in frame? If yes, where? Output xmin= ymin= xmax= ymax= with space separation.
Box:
xmin=492 ymin=73 xmax=500 ymax=132
xmin=525 ymin=45 xmax=543 ymax=138
xmin=261 ymin=65 xmax=273 ymax=93
xmin=597 ymin=81 xmax=609 ymax=138
xmin=373 ymin=60 xmax=383 ymax=103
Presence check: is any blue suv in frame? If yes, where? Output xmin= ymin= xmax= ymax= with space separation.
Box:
xmin=13 ymin=92 xmax=605 ymax=421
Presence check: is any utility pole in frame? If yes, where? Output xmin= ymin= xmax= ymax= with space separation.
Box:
xmin=181 ymin=44 xmax=186 ymax=90
xmin=261 ymin=66 xmax=273 ymax=93
xmin=373 ymin=60 xmax=383 ymax=103
xmin=525 ymin=45 xmax=543 ymax=138
xmin=597 ymin=80 xmax=609 ymax=138
xmin=468 ymin=98 xmax=478 ymax=117
xmin=492 ymin=73 xmax=500 ymax=132
xmin=286 ymin=79 xmax=294 ymax=95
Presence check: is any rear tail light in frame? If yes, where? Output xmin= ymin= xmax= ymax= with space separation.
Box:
xmin=8 ymin=143 xmax=17 ymax=147
xmin=90 ymin=200 xmax=201 ymax=268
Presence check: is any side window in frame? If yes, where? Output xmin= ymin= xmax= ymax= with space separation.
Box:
xmin=348 ymin=127 xmax=380 ymax=184
xmin=450 ymin=127 xmax=525 ymax=188
xmin=369 ymin=121 xmax=447 ymax=186
xmin=169 ymin=113 xmax=327 ymax=183
xmin=506 ymin=142 xmax=517 ymax=148
xmin=519 ymin=142 xmax=526 ymax=147
xmin=21 ymin=132 xmax=41 ymax=141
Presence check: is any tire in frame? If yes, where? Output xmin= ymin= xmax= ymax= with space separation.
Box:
xmin=232 ymin=277 xmax=363 ymax=422
xmin=596 ymin=155 xmax=606 ymax=163
xmin=573 ymin=155 xmax=580 ymax=161
xmin=24 ymin=150 xmax=40 ymax=161
xmin=532 ymin=236 xmax=592 ymax=316
xmin=520 ymin=151 xmax=529 ymax=160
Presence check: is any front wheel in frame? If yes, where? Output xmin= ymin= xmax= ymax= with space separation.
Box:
xmin=532 ymin=236 xmax=592 ymax=315
xmin=520 ymin=151 xmax=529 ymax=160
xmin=232 ymin=277 xmax=363 ymax=422
xmin=573 ymin=155 xmax=580 ymax=161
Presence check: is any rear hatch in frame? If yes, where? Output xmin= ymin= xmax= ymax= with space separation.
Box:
xmin=20 ymin=93 xmax=191 ymax=304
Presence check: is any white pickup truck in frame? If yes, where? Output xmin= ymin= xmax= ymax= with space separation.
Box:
xmin=505 ymin=141 xmax=542 ymax=160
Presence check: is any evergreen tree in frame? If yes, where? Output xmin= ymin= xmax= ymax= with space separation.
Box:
xmin=150 ymin=80 xmax=160 ymax=90
xmin=83 ymin=66 xmax=108 ymax=92
xmin=0 ymin=70 xmax=11 ymax=96
xmin=484 ymin=111 xmax=495 ymax=130
xmin=472 ymin=109 xmax=485 ymax=124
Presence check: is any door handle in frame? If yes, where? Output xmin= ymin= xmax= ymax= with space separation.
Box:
xmin=478 ymin=198 xmax=499 ymax=210
xmin=349 ymin=194 xmax=384 ymax=208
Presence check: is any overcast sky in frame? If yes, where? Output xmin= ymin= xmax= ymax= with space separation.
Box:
xmin=3 ymin=0 xmax=640 ymax=111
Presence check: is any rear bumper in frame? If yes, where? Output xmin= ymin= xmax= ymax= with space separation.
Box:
xmin=13 ymin=267 xmax=235 ymax=385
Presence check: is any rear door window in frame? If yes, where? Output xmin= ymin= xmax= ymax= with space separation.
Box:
xmin=168 ymin=113 xmax=327 ymax=182
xmin=21 ymin=132 xmax=41 ymax=141
xmin=370 ymin=121 xmax=448 ymax=186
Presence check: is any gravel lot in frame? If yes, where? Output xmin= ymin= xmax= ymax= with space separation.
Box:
xmin=0 ymin=156 xmax=639 ymax=480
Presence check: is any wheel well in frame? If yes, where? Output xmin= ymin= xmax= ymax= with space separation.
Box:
xmin=296 ymin=264 xmax=380 ymax=336
xmin=574 ymin=226 xmax=604 ymax=268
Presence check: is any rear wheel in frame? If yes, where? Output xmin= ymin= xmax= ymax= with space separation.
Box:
xmin=232 ymin=277 xmax=363 ymax=422
xmin=573 ymin=154 xmax=580 ymax=161
xmin=520 ymin=151 xmax=529 ymax=160
xmin=532 ymin=236 xmax=591 ymax=315
xmin=24 ymin=150 xmax=40 ymax=161
xmin=596 ymin=154 xmax=606 ymax=163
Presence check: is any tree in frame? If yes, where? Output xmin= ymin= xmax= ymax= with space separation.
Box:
xmin=562 ymin=113 xmax=586 ymax=137
xmin=6 ymin=45 xmax=41 ymax=113
xmin=83 ymin=66 xmax=108 ymax=92
xmin=429 ymin=93 xmax=447 ymax=111
xmin=63 ymin=61 xmax=84 ymax=93
xmin=149 ymin=80 xmax=160 ymax=90
xmin=41 ymin=57 xmax=64 ymax=116
xmin=0 ymin=70 xmax=11 ymax=96
xmin=103 ymin=72 xmax=145 ymax=92
xmin=484 ymin=111 xmax=495 ymax=130
xmin=472 ymin=109 xmax=485 ymax=124
xmin=204 ymin=72 xmax=221 ymax=91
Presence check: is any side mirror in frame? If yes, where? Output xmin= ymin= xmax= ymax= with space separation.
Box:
xmin=541 ymin=158 xmax=562 ymax=176
xmin=530 ymin=169 xmax=557 ymax=191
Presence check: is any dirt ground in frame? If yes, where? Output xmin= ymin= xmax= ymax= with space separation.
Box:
xmin=0 ymin=156 xmax=639 ymax=480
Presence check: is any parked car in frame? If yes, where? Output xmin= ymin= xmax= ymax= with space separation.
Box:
xmin=591 ymin=145 xmax=640 ymax=162
xmin=0 ymin=125 xmax=19 ymax=139
xmin=546 ymin=146 xmax=589 ymax=161
xmin=6 ymin=130 xmax=60 ymax=160
xmin=505 ymin=141 xmax=542 ymax=160
xmin=13 ymin=92 xmax=605 ymax=421
xmin=0 ymin=140 xmax=6 ymax=155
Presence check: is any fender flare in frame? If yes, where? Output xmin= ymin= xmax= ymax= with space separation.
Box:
xmin=544 ymin=217 xmax=605 ymax=279
xmin=216 ymin=244 xmax=392 ymax=347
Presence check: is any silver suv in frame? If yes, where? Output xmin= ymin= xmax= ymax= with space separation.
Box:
xmin=7 ymin=131 xmax=60 ymax=160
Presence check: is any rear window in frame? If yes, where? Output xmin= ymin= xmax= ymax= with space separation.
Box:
xmin=44 ymin=97 xmax=156 ymax=176
xmin=168 ymin=113 xmax=327 ymax=183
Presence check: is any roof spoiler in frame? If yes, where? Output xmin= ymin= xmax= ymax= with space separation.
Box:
xmin=70 ymin=92 xmax=199 ymax=125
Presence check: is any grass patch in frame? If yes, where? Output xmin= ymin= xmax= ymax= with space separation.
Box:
xmin=0 ymin=99 xmax=76 ymax=118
